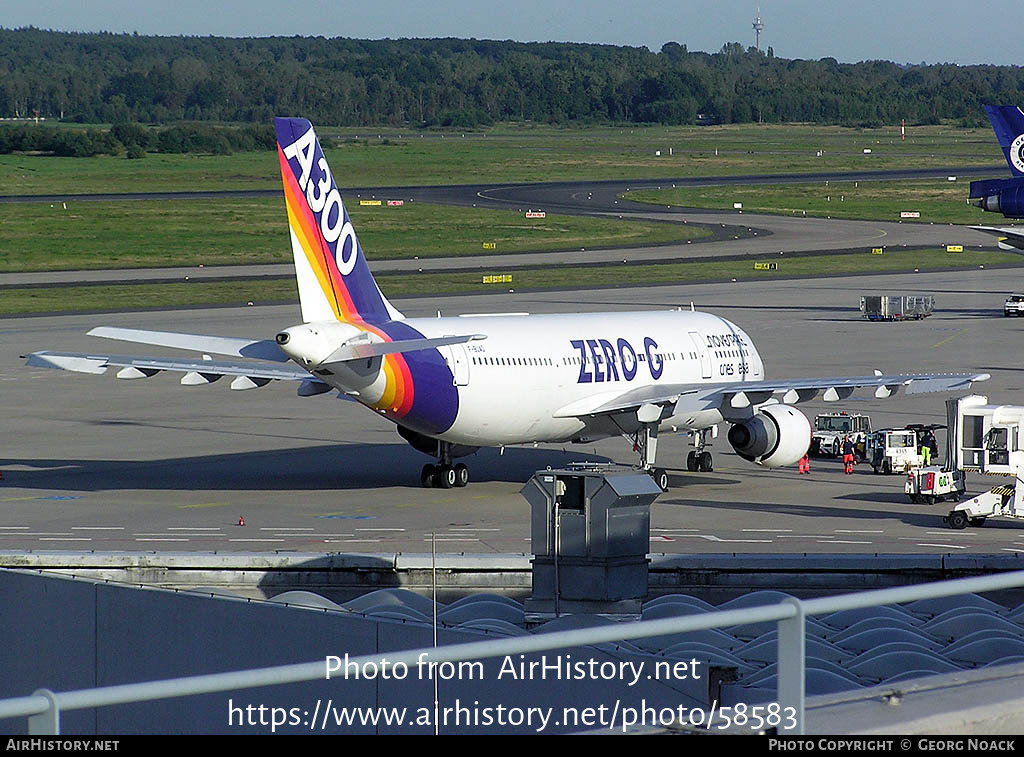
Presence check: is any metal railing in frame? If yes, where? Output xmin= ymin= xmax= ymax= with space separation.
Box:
xmin=4 ymin=569 xmax=1024 ymax=735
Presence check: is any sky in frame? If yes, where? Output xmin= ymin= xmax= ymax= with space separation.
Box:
xmin=0 ymin=0 xmax=1021 ymax=67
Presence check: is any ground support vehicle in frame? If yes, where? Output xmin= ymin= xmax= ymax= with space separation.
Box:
xmin=860 ymin=294 xmax=934 ymax=321
xmin=811 ymin=411 xmax=870 ymax=459
xmin=866 ymin=428 xmax=922 ymax=474
xmin=906 ymin=466 xmax=966 ymax=504
xmin=1004 ymin=294 xmax=1024 ymax=317
xmin=943 ymin=396 xmax=1024 ymax=529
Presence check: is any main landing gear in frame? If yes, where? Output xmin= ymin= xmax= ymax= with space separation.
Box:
xmin=631 ymin=421 xmax=715 ymax=492
xmin=685 ymin=429 xmax=714 ymax=472
xmin=420 ymin=442 xmax=469 ymax=488
xmin=633 ymin=420 xmax=671 ymax=493
xmin=686 ymin=450 xmax=714 ymax=472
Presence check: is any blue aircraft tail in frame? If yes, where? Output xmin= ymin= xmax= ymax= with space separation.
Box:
xmin=984 ymin=105 xmax=1024 ymax=177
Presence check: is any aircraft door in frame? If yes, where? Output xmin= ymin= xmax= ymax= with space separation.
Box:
xmin=440 ymin=339 xmax=470 ymax=386
xmin=688 ymin=331 xmax=712 ymax=379
xmin=986 ymin=425 xmax=1012 ymax=471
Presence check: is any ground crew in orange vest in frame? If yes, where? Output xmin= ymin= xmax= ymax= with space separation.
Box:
xmin=798 ymin=430 xmax=812 ymax=474
xmin=842 ymin=435 xmax=856 ymax=474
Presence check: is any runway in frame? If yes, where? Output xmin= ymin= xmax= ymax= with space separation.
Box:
xmin=1 ymin=166 xmax=1007 ymax=288
xmin=5 ymin=266 xmax=1024 ymax=555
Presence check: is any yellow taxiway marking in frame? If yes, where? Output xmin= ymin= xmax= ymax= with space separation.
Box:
xmin=177 ymin=502 xmax=230 ymax=509
xmin=932 ymin=328 xmax=970 ymax=349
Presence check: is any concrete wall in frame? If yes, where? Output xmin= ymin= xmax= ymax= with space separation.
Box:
xmin=0 ymin=570 xmax=707 ymax=734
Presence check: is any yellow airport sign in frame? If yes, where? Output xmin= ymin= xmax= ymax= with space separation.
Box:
xmin=483 ymin=274 xmax=513 ymax=284
xmin=482 ymin=242 xmax=496 ymax=250
xmin=754 ymin=262 xmax=778 ymax=271
xmin=871 ymin=247 xmax=883 ymax=255
xmin=359 ymin=199 xmax=382 ymax=206
xmin=946 ymin=245 xmax=964 ymax=253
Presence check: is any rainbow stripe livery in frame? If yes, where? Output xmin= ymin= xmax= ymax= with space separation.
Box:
xmin=275 ymin=117 xmax=458 ymax=434
xmin=276 ymin=117 xmax=400 ymax=324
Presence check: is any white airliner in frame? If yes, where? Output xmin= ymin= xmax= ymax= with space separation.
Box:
xmin=27 ymin=118 xmax=989 ymax=490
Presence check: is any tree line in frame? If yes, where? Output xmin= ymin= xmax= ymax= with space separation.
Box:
xmin=1 ymin=28 xmax=1021 ymax=128
xmin=0 ymin=122 xmax=274 ymax=157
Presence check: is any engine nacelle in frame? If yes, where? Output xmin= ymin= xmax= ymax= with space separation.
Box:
xmin=970 ymin=178 xmax=1024 ymax=219
xmin=727 ymin=404 xmax=811 ymax=468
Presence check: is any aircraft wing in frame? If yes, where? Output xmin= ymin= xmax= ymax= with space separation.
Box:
xmin=554 ymin=371 xmax=990 ymax=420
xmin=970 ymin=225 xmax=1024 ymax=251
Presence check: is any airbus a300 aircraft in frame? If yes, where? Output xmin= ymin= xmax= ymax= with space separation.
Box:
xmin=28 ymin=118 xmax=989 ymax=490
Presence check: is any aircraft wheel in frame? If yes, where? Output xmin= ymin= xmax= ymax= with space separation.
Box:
xmin=438 ymin=465 xmax=456 ymax=489
xmin=699 ymin=451 xmax=714 ymax=472
xmin=454 ymin=463 xmax=469 ymax=488
xmin=686 ymin=451 xmax=698 ymax=471
xmin=652 ymin=468 xmax=669 ymax=492
xmin=421 ymin=464 xmax=437 ymax=488
xmin=947 ymin=510 xmax=969 ymax=530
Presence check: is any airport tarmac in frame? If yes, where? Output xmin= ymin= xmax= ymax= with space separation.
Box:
xmin=4 ymin=265 xmax=1024 ymax=555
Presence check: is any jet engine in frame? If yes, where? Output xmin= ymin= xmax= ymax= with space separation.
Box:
xmin=727 ymin=404 xmax=811 ymax=468
xmin=969 ymin=178 xmax=1024 ymax=219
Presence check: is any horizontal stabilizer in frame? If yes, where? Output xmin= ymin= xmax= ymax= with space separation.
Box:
xmin=27 ymin=351 xmax=311 ymax=382
xmin=969 ymin=226 xmax=1024 ymax=251
xmin=88 ymin=327 xmax=289 ymax=362
xmin=323 ymin=333 xmax=486 ymax=364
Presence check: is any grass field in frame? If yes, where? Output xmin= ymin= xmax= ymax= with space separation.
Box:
xmin=4 ymin=248 xmax=1018 ymax=316
xmin=0 ymin=198 xmax=707 ymax=272
xmin=626 ymin=178 xmax=993 ymax=225
xmin=2 ymin=121 xmax=1016 ymax=312
xmin=0 ymin=122 xmax=1005 ymax=196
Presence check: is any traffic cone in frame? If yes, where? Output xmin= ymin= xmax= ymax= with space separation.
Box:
xmin=238 ymin=516 xmax=245 ymax=527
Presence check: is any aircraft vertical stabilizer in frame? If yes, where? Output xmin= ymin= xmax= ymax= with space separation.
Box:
xmin=275 ymin=117 xmax=403 ymax=324
xmin=985 ymin=105 xmax=1024 ymax=177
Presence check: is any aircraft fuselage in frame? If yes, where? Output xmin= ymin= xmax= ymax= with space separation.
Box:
xmin=290 ymin=309 xmax=764 ymax=447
